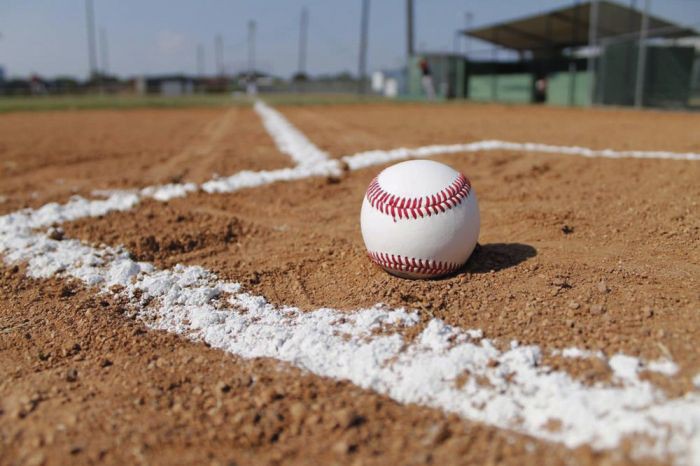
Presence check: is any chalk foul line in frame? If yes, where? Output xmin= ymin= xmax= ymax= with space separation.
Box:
xmin=254 ymin=100 xmax=331 ymax=166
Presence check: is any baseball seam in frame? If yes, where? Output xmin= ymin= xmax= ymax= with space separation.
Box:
xmin=366 ymin=173 xmax=472 ymax=221
xmin=367 ymin=251 xmax=462 ymax=276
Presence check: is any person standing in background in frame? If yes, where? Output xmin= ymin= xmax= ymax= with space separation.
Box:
xmin=419 ymin=57 xmax=436 ymax=100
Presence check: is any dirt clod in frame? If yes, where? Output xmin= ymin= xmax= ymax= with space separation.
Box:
xmin=65 ymin=368 xmax=78 ymax=382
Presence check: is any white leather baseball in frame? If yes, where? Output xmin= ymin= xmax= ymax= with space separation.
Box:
xmin=360 ymin=159 xmax=480 ymax=279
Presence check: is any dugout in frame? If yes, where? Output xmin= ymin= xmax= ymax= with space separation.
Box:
xmin=461 ymin=0 xmax=699 ymax=108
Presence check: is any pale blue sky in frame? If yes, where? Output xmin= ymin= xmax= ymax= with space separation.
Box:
xmin=1 ymin=0 xmax=698 ymax=79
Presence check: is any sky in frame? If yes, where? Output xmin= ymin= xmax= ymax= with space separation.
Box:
xmin=1 ymin=0 xmax=699 ymax=79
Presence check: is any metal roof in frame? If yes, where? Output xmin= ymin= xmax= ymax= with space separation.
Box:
xmin=463 ymin=1 xmax=698 ymax=53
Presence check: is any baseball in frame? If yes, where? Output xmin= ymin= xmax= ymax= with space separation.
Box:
xmin=360 ymin=159 xmax=480 ymax=279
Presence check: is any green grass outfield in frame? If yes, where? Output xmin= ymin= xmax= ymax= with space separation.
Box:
xmin=0 ymin=93 xmax=388 ymax=113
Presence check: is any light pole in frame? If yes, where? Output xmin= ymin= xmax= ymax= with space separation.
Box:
xmin=634 ymin=0 xmax=650 ymax=108
xmin=358 ymin=0 xmax=370 ymax=93
xmin=85 ymin=0 xmax=98 ymax=79
xmin=587 ymin=1 xmax=599 ymax=105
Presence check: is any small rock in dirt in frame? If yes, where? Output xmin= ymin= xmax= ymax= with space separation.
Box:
xmin=561 ymin=225 xmax=575 ymax=235
xmin=216 ymin=381 xmax=231 ymax=393
xmin=100 ymin=358 xmax=112 ymax=368
xmin=597 ymin=280 xmax=609 ymax=293
xmin=59 ymin=285 xmax=75 ymax=298
xmin=289 ymin=402 xmax=307 ymax=422
xmin=47 ymin=227 xmax=64 ymax=241
xmin=551 ymin=277 xmax=571 ymax=289
xmin=141 ymin=235 xmax=159 ymax=253
xmin=24 ymin=451 xmax=45 ymax=466
xmin=568 ymin=301 xmax=580 ymax=310
xmin=643 ymin=306 xmax=654 ymax=318
xmin=247 ymin=272 xmax=261 ymax=285
xmin=65 ymin=368 xmax=78 ymax=382
xmin=423 ymin=422 xmax=451 ymax=446
xmin=332 ymin=440 xmax=356 ymax=455
xmin=590 ymin=304 xmax=605 ymax=315
xmin=335 ymin=408 xmax=365 ymax=429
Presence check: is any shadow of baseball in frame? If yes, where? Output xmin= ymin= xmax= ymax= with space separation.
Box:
xmin=461 ymin=243 xmax=537 ymax=274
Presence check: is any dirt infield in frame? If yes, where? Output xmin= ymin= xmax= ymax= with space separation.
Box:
xmin=278 ymin=103 xmax=700 ymax=157
xmin=0 ymin=106 xmax=291 ymax=215
xmin=1 ymin=101 xmax=699 ymax=465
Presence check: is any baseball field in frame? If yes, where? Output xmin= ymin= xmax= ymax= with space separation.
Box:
xmin=1 ymin=99 xmax=699 ymax=465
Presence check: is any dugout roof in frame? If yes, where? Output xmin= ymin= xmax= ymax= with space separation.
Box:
xmin=462 ymin=1 xmax=698 ymax=53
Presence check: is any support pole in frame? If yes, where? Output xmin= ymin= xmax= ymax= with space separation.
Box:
xmin=464 ymin=13 xmax=473 ymax=58
xmin=634 ymin=0 xmax=650 ymax=108
xmin=569 ymin=0 xmax=580 ymax=106
xmin=587 ymin=0 xmax=599 ymax=105
xmin=358 ymin=0 xmax=370 ymax=94
xmin=99 ymin=27 xmax=109 ymax=75
xmin=406 ymin=0 xmax=414 ymax=59
xmin=491 ymin=30 xmax=498 ymax=101
xmin=247 ymin=21 xmax=257 ymax=94
xmin=197 ymin=44 xmax=205 ymax=77
xmin=298 ymin=7 xmax=309 ymax=76
xmin=84 ymin=0 xmax=98 ymax=79
xmin=215 ymin=34 xmax=224 ymax=77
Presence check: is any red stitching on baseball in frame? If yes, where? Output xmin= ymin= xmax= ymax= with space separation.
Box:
xmin=366 ymin=173 xmax=471 ymax=221
xmin=367 ymin=251 xmax=462 ymax=276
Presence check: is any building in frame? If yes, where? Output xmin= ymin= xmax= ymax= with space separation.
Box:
xmin=134 ymin=75 xmax=196 ymax=96
xmin=410 ymin=1 xmax=700 ymax=108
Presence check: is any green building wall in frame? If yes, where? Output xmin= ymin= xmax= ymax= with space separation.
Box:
xmin=468 ymin=74 xmax=533 ymax=103
xmin=546 ymin=71 xmax=592 ymax=106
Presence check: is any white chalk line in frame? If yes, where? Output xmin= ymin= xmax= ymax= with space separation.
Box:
xmin=2 ymin=102 xmax=700 ymax=464
xmin=342 ymin=139 xmax=700 ymax=171
xmin=254 ymin=100 xmax=331 ymax=166
xmin=124 ymin=137 xmax=700 ymax=204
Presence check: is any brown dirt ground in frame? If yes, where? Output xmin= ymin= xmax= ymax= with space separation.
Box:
xmin=278 ymin=102 xmax=700 ymax=157
xmin=2 ymin=102 xmax=699 ymax=465
xmin=0 ymin=106 xmax=292 ymax=215
xmin=2 ymin=265 xmax=653 ymax=466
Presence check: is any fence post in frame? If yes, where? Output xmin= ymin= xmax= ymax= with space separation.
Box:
xmin=587 ymin=0 xmax=599 ymax=105
xmin=634 ymin=0 xmax=651 ymax=108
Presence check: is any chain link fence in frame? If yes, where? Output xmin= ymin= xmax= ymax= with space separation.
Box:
xmin=592 ymin=26 xmax=699 ymax=109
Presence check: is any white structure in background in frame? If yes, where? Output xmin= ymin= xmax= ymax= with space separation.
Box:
xmin=371 ymin=70 xmax=400 ymax=98
xmin=134 ymin=76 xmax=146 ymax=95
xmin=161 ymin=79 xmax=194 ymax=96
xmin=371 ymin=71 xmax=384 ymax=92
xmin=134 ymin=75 xmax=196 ymax=96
